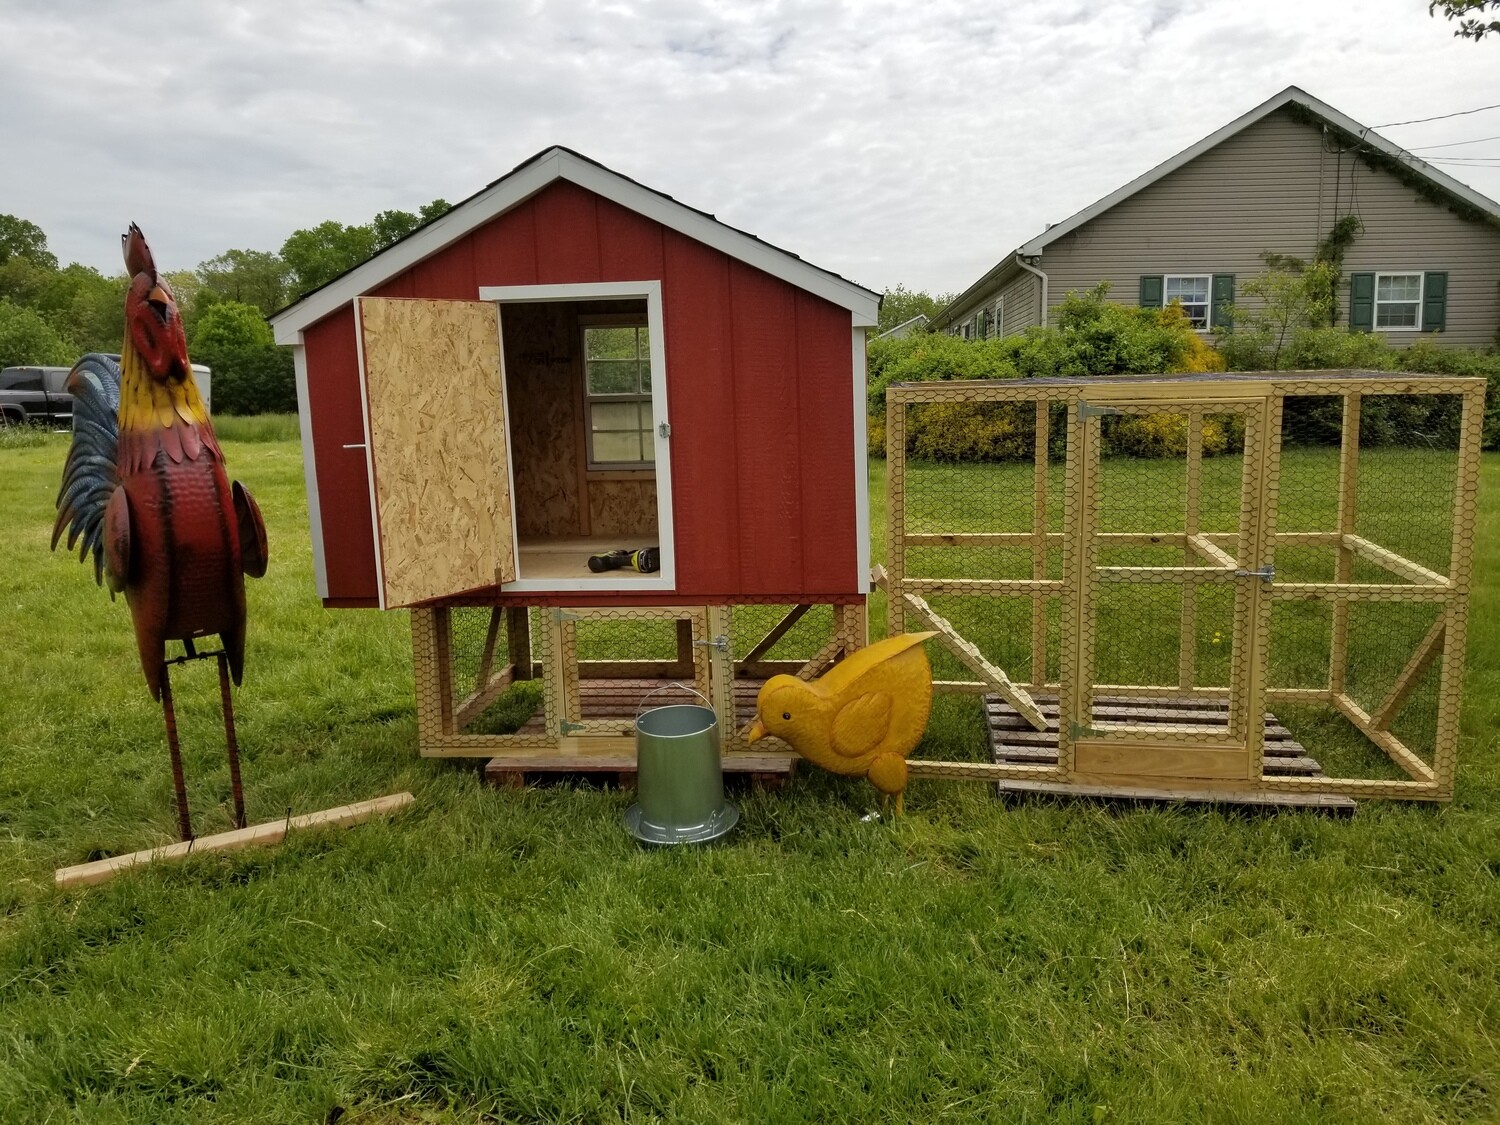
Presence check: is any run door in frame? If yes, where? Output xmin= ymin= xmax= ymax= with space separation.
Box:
xmin=357 ymin=297 xmax=517 ymax=608
xmin=1068 ymin=396 xmax=1274 ymax=784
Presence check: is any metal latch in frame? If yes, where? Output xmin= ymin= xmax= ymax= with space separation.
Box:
xmin=694 ymin=634 xmax=730 ymax=654
xmin=658 ymin=421 xmax=671 ymax=438
xmin=1078 ymin=401 xmax=1121 ymax=420
xmin=1235 ymin=566 xmax=1275 ymax=583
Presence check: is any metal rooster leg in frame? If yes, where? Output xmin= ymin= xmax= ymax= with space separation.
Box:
xmin=52 ymin=225 xmax=268 ymax=836
xmin=158 ymin=643 xmax=250 ymax=842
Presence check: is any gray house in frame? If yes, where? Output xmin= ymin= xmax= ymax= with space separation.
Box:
xmin=932 ymin=86 xmax=1500 ymax=349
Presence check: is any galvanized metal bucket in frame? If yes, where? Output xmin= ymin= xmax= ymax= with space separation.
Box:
xmin=624 ymin=685 xmax=738 ymax=845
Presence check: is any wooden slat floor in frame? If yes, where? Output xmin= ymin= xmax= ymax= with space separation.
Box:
xmin=984 ymin=694 xmax=1357 ymax=813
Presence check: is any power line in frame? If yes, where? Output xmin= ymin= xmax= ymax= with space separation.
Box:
xmin=1407 ymin=133 xmax=1500 ymax=151
xmin=1373 ymin=102 xmax=1500 ymax=128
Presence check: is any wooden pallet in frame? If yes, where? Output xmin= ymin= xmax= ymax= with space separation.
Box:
xmin=985 ymin=694 xmax=1357 ymax=813
xmin=489 ymin=677 xmax=794 ymax=790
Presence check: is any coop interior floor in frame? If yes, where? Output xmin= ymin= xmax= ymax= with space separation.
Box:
xmin=517 ymin=535 xmax=663 ymax=581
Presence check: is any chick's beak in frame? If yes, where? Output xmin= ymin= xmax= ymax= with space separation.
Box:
xmin=745 ymin=716 xmax=766 ymax=743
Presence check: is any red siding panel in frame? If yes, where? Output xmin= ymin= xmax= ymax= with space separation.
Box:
xmin=597 ymin=196 xmax=666 ymax=281
xmin=302 ymin=178 xmax=861 ymax=607
xmin=472 ymin=204 xmax=540 ymax=285
xmin=533 ymin=181 xmax=601 ymax=284
xmin=728 ymin=260 xmax=801 ymax=595
xmin=661 ymin=229 xmax=738 ymax=593
xmin=302 ymin=305 xmax=378 ymax=604
xmin=794 ymin=292 xmax=857 ymax=590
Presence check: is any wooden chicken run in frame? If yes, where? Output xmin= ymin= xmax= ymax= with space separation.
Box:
xmin=271 ymin=148 xmax=881 ymax=782
xmin=883 ymin=370 xmax=1484 ymax=807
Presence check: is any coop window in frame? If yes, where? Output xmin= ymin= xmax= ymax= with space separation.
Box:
xmin=583 ymin=323 xmax=654 ymax=469
xmin=1164 ymin=275 xmax=1211 ymax=329
xmin=1375 ymin=273 xmax=1423 ymax=329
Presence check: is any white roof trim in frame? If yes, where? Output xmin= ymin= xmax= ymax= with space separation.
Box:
xmin=1017 ymin=85 xmax=1500 ymax=258
xmin=272 ymin=147 xmax=880 ymax=342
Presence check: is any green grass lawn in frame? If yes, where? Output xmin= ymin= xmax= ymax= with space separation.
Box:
xmin=2 ymin=430 xmax=1498 ymax=1123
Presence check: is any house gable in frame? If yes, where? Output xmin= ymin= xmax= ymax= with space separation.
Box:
xmin=1036 ymin=107 xmax=1500 ymax=347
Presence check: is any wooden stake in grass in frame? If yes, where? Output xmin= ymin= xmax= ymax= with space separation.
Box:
xmin=54 ymin=793 xmax=415 ymax=890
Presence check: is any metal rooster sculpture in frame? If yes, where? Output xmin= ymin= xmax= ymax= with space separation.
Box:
xmin=53 ymin=224 xmax=268 ymax=840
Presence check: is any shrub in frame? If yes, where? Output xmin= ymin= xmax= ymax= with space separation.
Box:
xmin=190 ymin=300 xmax=296 ymax=415
xmin=0 ymin=299 xmax=73 ymax=367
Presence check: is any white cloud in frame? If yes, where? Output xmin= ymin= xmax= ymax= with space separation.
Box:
xmin=4 ymin=0 xmax=1498 ymax=297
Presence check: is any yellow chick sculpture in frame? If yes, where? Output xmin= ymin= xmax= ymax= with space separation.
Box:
xmin=745 ymin=632 xmax=937 ymax=816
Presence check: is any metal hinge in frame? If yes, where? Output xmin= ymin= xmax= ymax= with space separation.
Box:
xmin=560 ymin=720 xmax=585 ymax=734
xmin=1078 ymin=401 xmax=1121 ymax=420
xmin=658 ymin=421 xmax=671 ymax=438
xmin=552 ymin=608 xmax=581 ymax=624
xmin=1235 ymin=566 xmax=1275 ymax=583
xmin=694 ymin=634 xmax=730 ymax=654
xmin=1069 ymin=721 xmax=1105 ymax=739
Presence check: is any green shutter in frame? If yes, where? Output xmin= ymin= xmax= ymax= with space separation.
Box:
xmin=1349 ymin=273 xmax=1375 ymax=331
xmin=1422 ymin=271 xmax=1448 ymax=332
xmin=976 ymin=309 xmax=988 ymax=339
xmin=1211 ymin=274 xmax=1235 ymax=330
xmin=1139 ymin=276 xmax=1164 ymax=308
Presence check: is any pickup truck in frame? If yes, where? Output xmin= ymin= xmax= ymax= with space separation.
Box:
xmin=0 ymin=366 xmax=73 ymax=427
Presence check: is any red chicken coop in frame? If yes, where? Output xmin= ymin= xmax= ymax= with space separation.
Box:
xmin=271 ymin=147 xmax=881 ymax=781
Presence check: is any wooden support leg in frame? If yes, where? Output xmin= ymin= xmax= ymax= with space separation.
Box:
xmin=216 ymin=652 xmax=247 ymax=830
xmin=507 ymin=607 xmax=532 ymax=680
xmin=159 ymin=665 xmax=194 ymax=842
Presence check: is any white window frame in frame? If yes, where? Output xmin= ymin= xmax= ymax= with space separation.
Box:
xmin=1164 ymin=274 xmax=1213 ymax=330
xmin=994 ymin=297 xmax=1004 ymax=340
xmin=477 ymin=281 xmax=675 ymax=594
xmin=1374 ymin=272 xmax=1424 ymax=331
xmin=580 ymin=317 xmax=655 ymax=471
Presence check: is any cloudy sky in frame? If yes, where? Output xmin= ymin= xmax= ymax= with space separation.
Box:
xmin=4 ymin=0 xmax=1499 ymax=298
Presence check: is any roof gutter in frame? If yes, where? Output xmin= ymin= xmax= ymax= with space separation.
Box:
xmin=1015 ymin=256 xmax=1049 ymax=329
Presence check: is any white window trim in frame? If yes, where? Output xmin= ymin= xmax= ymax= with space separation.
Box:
xmin=1164 ymin=274 xmax=1213 ymax=331
xmin=1373 ymin=271 xmax=1424 ymax=332
xmin=994 ymin=297 xmax=1004 ymax=340
xmin=478 ymin=280 xmax=675 ymax=594
xmin=581 ymin=318 xmax=655 ymax=471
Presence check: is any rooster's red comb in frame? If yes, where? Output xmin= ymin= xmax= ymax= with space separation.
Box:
xmin=122 ymin=223 xmax=154 ymax=279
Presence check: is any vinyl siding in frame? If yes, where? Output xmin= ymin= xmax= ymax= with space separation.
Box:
xmin=941 ymin=263 xmax=1041 ymax=338
xmin=994 ymin=269 xmax=1042 ymax=334
xmin=1037 ymin=107 xmax=1500 ymax=348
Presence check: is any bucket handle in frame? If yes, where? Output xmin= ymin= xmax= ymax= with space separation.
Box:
xmin=637 ymin=681 xmax=712 ymax=720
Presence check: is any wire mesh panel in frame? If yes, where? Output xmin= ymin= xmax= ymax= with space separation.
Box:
xmin=884 ymin=371 xmax=1483 ymax=803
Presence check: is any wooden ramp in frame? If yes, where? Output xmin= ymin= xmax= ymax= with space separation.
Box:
xmin=985 ymin=694 xmax=1357 ymax=813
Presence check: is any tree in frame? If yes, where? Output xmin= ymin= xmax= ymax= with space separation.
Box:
xmin=189 ymin=301 xmax=295 ymax=414
xmin=32 ymin=264 xmax=127 ymax=354
xmin=0 ymin=215 xmax=57 ymax=269
xmin=280 ymin=221 xmax=377 ymax=302
xmin=195 ymin=249 xmax=288 ymax=317
xmin=0 ymin=299 xmax=74 ymax=367
xmin=877 ymin=284 xmax=954 ymax=334
xmin=1430 ymin=0 xmax=1500 ymax=38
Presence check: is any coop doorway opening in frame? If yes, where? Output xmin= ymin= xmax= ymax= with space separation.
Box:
xmin=490 ymin=284 xmax=674 ymax=592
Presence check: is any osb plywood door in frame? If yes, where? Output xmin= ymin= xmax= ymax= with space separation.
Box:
xmin=359 ymin=297 xmax=515 ymax=607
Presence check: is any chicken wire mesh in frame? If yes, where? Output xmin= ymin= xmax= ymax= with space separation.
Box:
xmin=885 ymin=373 xmax=1484 ymax=799
xmin=410 ymin=602 xmax=864 ymax=755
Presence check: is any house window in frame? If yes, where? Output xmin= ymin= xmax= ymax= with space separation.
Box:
xmin=994 ymin=298 xmax=1004 ymax=339
xmin=1375 ymin=273 xmax=1423 ymax=329
xmin=583 ymin=323 xmax=654 ymax=468
xmin=976 ymin=308 xmax=988 ymax=339
xmin=1164 ymin=275 xmax=1211 ymax=329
